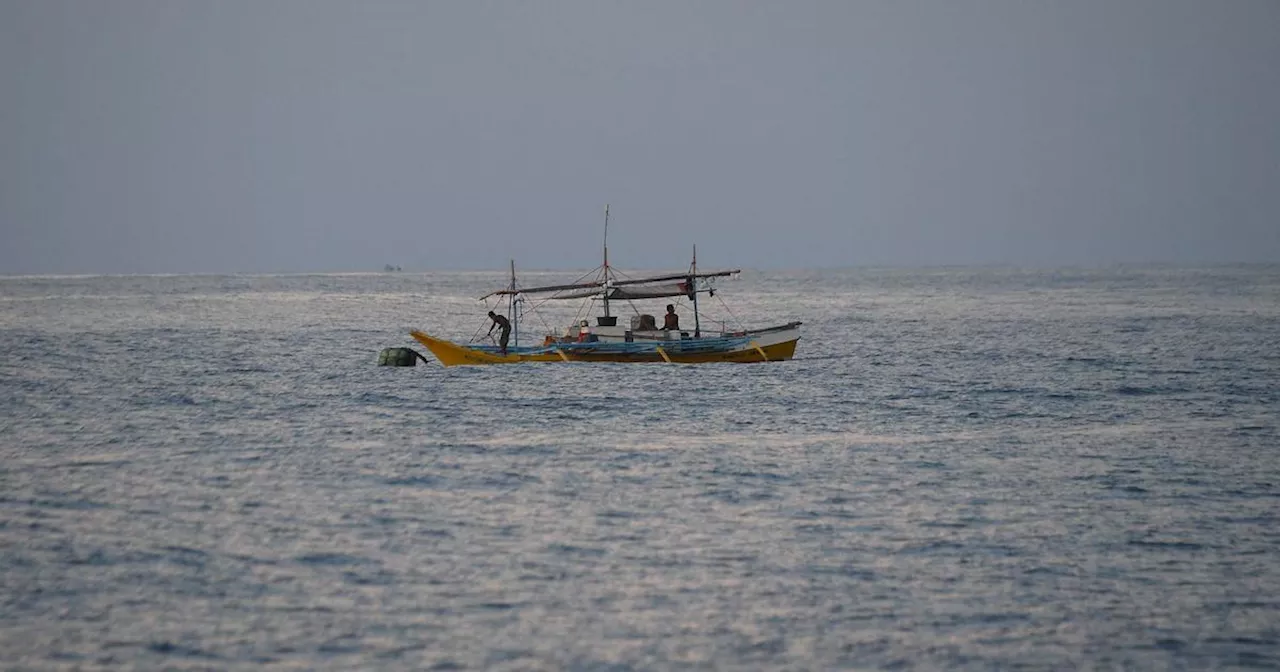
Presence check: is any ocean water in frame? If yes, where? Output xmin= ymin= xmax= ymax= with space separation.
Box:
xmin=2 ymin=266 xmax=1278 ymax=669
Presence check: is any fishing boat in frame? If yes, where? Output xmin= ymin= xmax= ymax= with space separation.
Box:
xmin=409 ymin=207 xmax=801 ymax=366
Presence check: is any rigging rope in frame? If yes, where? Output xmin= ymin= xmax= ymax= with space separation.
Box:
xmin=712 ymin=291 xmax=747 ymax=333
xmin=468 ymin=264 xmax=744 ymax=343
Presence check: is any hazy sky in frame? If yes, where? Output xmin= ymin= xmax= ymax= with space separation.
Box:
xmin=2 ymin=0 xmax=1277 ymax=273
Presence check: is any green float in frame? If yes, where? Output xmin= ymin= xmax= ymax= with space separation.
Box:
xmin=378 ymin=347 xmax=427 ymax=366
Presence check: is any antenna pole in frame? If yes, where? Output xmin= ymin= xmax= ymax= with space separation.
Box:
xmin=602 ymin=204 xmax=611 ymax=318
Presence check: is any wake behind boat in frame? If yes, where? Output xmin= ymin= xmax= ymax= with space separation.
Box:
xmin=410 ymin=207 xmax=801 ymax=366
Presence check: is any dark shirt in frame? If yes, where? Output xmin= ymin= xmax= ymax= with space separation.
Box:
xmin=490 ymin=314 xmax=511 ymax=333
xmin=663 ymin=312 xmax=679 ymax=330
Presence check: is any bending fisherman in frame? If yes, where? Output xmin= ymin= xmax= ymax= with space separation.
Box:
xmin=487 ymin=311 xmax=512 ymax=355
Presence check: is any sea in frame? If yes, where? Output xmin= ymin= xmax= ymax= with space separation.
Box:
xmin=2 ymin=266 xmax=1278 ymax=670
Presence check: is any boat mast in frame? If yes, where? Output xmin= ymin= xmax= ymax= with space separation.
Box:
xmin=508 ymin=258 xmax=518 ymax=347
xmin=691 ymin=244 xmax=701 ymax=338
xmin=601 ymin=204 xmax=611 ymax=318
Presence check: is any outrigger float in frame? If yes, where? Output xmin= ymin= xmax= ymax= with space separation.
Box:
xmin=410 ymin=207 xmax=801 ymax=366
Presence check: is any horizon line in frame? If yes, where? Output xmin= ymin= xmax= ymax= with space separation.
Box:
xmin=3 ymin=260 xmax=1278 ymax=280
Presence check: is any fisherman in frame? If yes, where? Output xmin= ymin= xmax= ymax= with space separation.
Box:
xmin=487 ymin=310 xmax=512 ymax=355
xmin=662 ymin=304 xmax=680 ymax=331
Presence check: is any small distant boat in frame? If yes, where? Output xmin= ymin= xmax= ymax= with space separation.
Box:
xmin=410 ymin=207 xmax=801 ymax=366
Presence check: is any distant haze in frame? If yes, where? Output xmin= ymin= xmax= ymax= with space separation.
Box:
xmin=2 ymin=1 xmax=1278 ymax=274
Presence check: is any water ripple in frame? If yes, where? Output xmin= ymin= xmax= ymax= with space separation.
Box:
xmin=2 ymin=267 xmax=1279 ymax=668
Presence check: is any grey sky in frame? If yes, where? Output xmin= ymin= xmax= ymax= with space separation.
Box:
xmin=2 ymin=0 xmax=1277 ymax=274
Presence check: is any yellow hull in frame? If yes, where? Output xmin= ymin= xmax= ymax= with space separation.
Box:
xmin=409 ymin=330 xmax=798 ymax=367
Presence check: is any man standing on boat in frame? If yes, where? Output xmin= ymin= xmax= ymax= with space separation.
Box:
xmin=487 ymin=310 xmax=512 ymax=355
xmin=662 ymin=304 xmax=680 ymax=331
